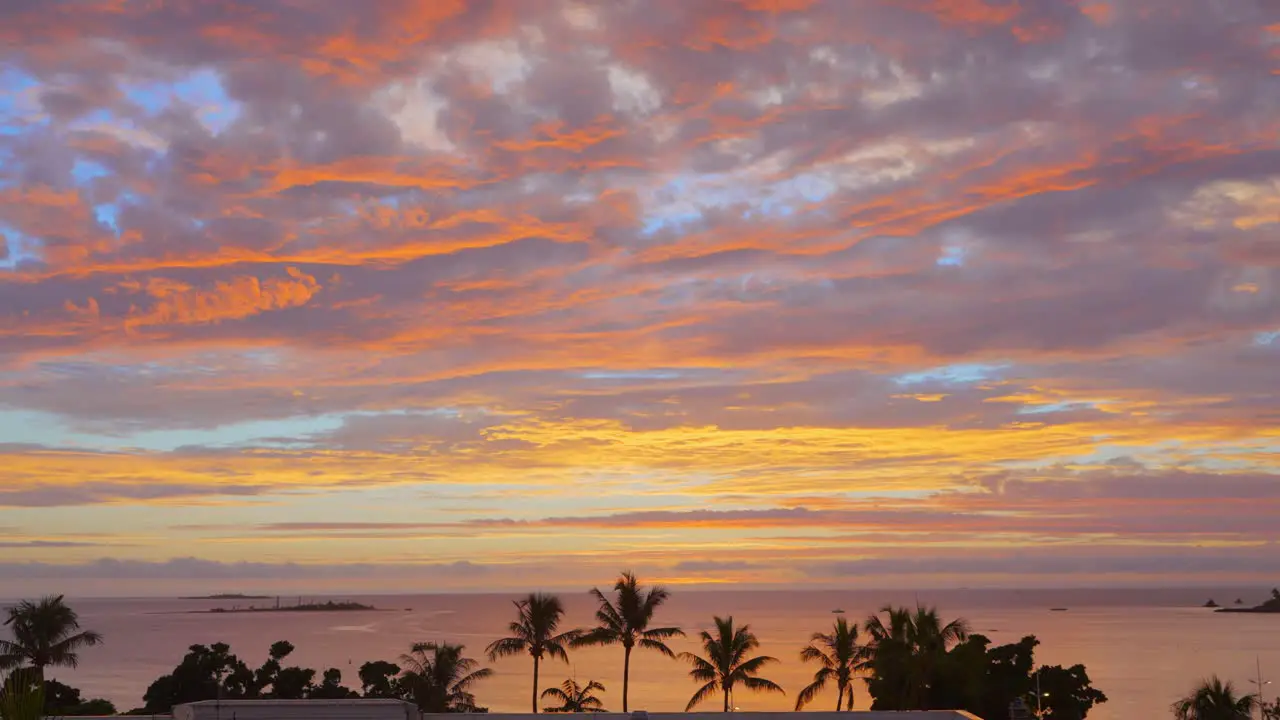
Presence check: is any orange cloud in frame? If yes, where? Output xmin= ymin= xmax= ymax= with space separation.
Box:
xmin=124 ymin=268 xmax=320 ymax=329
xmin=904 ymin=0 xmax=1021 ymax=27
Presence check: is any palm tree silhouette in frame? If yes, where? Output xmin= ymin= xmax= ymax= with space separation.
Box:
xmin=1172 ymin=676 xmax=1257 ymax=720
xmin=864 ymin=605 xmax=968 ymax=710
xmin=0 ymin=596 xmax=103 ymax=680
xmin=573 ymin=571 xmax=684 ymax=712
xmin=796 ymin=616 xmax=867 ymax=711
xmin=680 ymin=616 xmax=784 ymax=712
xmin=540 ymin=679 xmax=607 ymax=713
xmin=487 ymin=593 xmax=582 ymax=713
xmin=397 ymin=642 xmax=492 ymax=713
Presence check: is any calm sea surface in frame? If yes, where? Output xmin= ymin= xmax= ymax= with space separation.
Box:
xmin=30 ymin=588 xmax=1280 ymax=719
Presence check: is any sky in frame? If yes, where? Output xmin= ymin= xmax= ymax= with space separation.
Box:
xmin=0 ymin=0 xmax=1278 ymax=597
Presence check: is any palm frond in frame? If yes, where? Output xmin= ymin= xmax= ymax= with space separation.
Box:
xmin=0 ymin=640 xmax=24 ymax=672
xmin=587 ymin=589 xmax=624 ymax=634
xmin=681 ymin=654 xmax=718 ymax=683
xmin=740 ymin=675 xmax=786 ymax=695
xmin=733 ymin=655 xmax=778 ymax=676
xmin=571 ymin=626 xmax=619 ymax=647
xmin=485 ymin=637 xmax=528 ymax=660
xmin=47 ymin=630 xmax=103 ymax=666
xmin=795 ymin=675 xmax=828 ymax=710
xmin=1172 ymin=676 xmax=1257 ymax=719
xmin=454 ymin=667 xmax=493 ymax=691
xmin=637 ymin=637 xmax=676 ymax=658
xmin=641 ymin=625 xmax=684 ymax=640
xmin=640 ymin=585 xmax=670 ymax=620
xmin=803 ymin=646 xmax=838 ymax=670
xmin=684 ymin=680 xmax=719 ymax=711
xmin=540 ymin=686 xmax=570 ymax=702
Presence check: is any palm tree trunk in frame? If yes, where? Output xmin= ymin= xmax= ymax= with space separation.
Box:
xmin=622 ymin=645 xmax=631 ymax=713
xmin=532 ymin=655 xmax=540 ymax=713
xmin=835 ymin=682 xmax=843 ymax=711
xmin=723 ymin=687 xmax=730 ymax=713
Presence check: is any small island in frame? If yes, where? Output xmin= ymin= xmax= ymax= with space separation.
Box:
xmin=181 ymin=593 xmax=271 ymax=600
xmin=1216 ymin=588 xmax=1280 ymax=614
xmin=1203 ymin=599 xmax=1220 ymax=608
xmin=193 ymin=600 xmax=382 ymax=614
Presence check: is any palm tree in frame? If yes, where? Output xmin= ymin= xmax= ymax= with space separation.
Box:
xmin=862 ymin=605 xmax=914 ymax=710
xmin=907 ymin=605 xmax=968 ymax=654
xmin=863 ymin=605 xmax=968 ymax=710
xmin=796 ymin=616 xmax=866 ymax=711
xmin=398 ymin=642 xmax=492 ymax=713
xmin=679 ymin=616 xmax=784 ymax=712
xmin=486 ymin=593 xmax=582 ymax=713
xmin=573 ymin=571 xmax=684 ymax=712
xmin=540 ymin=679 xmax=606 ymax=713
xmin=1171 ymin=676 xmax=1257 ymax=720
xmin=0 ymin=596 xmax=103 ymax=679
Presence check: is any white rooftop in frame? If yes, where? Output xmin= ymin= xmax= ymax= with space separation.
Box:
xmin=158 ymin=702 xmax=982 ymax=720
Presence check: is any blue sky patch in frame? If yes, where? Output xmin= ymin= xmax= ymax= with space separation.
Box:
xmin=1017 ymin=400 xmax=1098 ymax=415
xmin=937 ymin=244 xmax=967 ymax=266
xmin=95 ymin=203 xmax=120 ymax=233
xmin=642 ymin=169 xmax=835 ymax=235
xmin=0 ymin=410 xmax=347 ymax=453
xmin=893 ymin=362 xmax=1008 ymax=386
xmin=73 ymin=159 xmax=110 ymax=184
xmin=124 ymin=68 xmax=241 ymax=134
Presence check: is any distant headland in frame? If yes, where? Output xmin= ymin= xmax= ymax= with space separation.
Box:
xmin=1215 ymin=588 xmax=1280 ymax=614
xmin=187 ymin=600 xmax=383 ymax=614
xmin=180 ymin=593 xmax=271 ymax=600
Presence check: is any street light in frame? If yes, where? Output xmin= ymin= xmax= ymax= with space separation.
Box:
xmin=1035 ymin=670 xmax=1049 ymax=716
xmin=1250 ymin=657 xmax=1270 ymax=693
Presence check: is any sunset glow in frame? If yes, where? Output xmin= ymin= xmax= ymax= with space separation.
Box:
xmin=1 ymin=0 xmax=1278 ymax=595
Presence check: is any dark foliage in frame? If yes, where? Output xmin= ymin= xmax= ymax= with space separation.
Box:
xmin=40 ymin=678 xmax=118 ymax=716
xmin=540 ymin=679 xmax=606 ymax=713
xmin=865 ymin=629 xmax=1107 ymax=719
xmin=398 ymin=642 xmax=492 ymax=713
xmin=140 ymin=640 xmax=358 ymax=711
xmin=358 ymin=660 xmax=403 ymax=698
xmin=307 ymin=668 xmax=359 ymax=699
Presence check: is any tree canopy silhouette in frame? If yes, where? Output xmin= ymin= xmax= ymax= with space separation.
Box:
xmin=679 ymin=616 xmax=784 ymax=712
xmin=1172 ymin=676 xmax=1257 ymax=720
xmin=399 ymin=642 xmax=492 ymax=713
xmin=573 ymin=571 xmax=683 ymax=712
xmin=864 ymin=605 xmax=969 ymax=710
xmin=796 ymin=617 xmax=867 ymax=711
xmin=0 ymin=596 xmax=103 ymax=677
xmin=540 ymin=679 xmax=606 ymax=713
xmin=487 ymin=593 xmax=581 ymax=713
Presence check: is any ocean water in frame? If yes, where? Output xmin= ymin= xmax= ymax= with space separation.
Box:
xmin=30 ymin=588 xmax=1280 ymax=719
